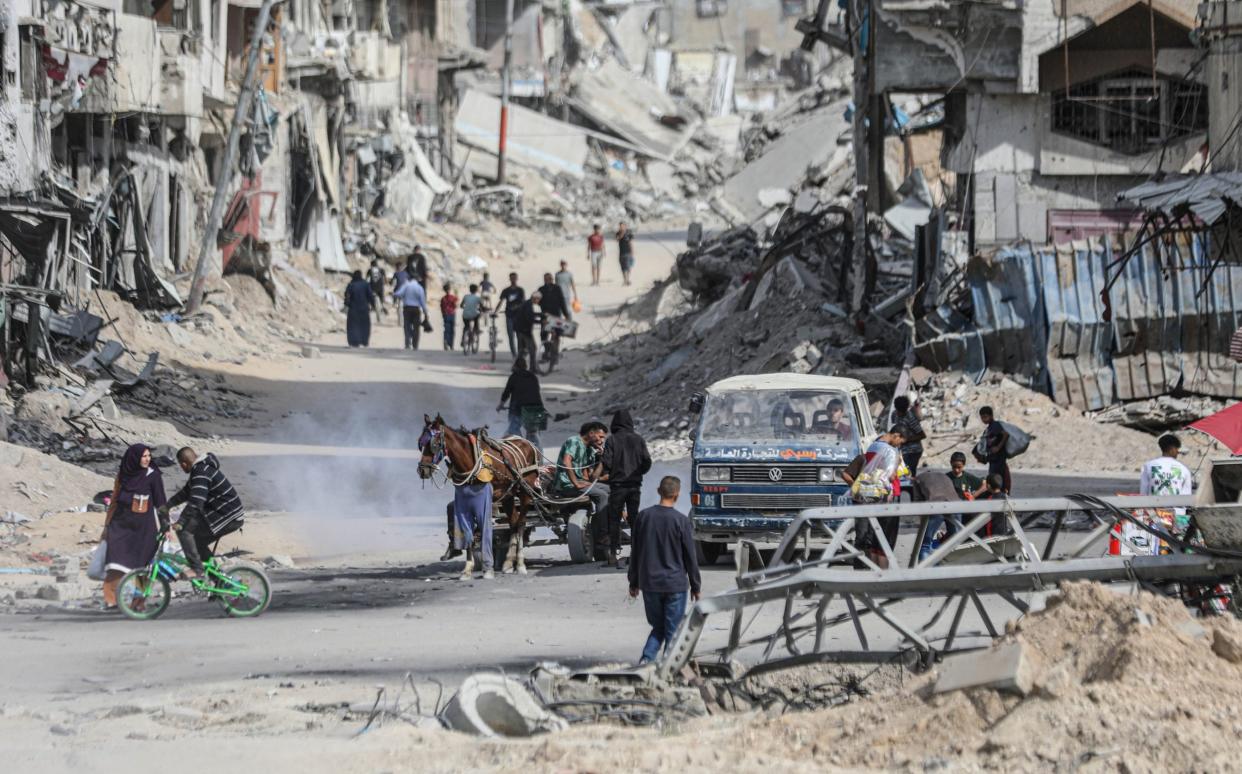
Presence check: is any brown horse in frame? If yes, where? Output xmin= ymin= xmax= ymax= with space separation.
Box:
xmin=417 ymin=414 xmax=542 ymax=574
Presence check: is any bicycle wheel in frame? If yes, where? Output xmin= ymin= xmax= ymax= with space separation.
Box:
xmin=118 ymin=570 xmax=172 ymax=620
xmin=213 ymin=562 xmax=272 ymax=617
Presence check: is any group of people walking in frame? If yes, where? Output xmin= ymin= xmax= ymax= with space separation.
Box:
xmin=343 ymin=247 xmax=432 ymax=349
xmin=342 ymin=221 xmax=639 ymax=354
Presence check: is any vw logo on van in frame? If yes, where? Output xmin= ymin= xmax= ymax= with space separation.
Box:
xmin=768 ymin=467 xmax=783 ymax=482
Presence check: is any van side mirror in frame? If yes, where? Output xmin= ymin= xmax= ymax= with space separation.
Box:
xmin=688 ymin=393 xmax=705 ymax=414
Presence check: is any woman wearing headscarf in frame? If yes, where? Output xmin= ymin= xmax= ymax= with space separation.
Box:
xmin=100 ymin=444 xmax=167 ymax=610
xmin=344 ymin=270 xmax=374 ymax=348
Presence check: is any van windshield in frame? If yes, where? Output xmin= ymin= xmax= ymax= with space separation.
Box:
xmin=699 ymin=389 xmax=861 ymax=445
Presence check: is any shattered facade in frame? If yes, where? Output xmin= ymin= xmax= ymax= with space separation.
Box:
xmin=874 ymin=0 xmax=1205 ymax=245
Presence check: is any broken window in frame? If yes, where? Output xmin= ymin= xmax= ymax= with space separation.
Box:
xmin=1050 ymin=69 xmax=1207 ymax=155
xmin=697 ymin=0 xmax=727 ymax=18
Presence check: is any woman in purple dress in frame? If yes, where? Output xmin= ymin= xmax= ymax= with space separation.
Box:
xmin=100 ymin=444 xmax=167 ymax=610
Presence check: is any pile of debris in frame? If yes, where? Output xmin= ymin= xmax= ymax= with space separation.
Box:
xmin=912 ymin=370 xmax=1219 ymax=473
xmin=0 ymin=256 xmax=342 ymax=476
xmin=333 ymin=581 xmax=1242 ymax=772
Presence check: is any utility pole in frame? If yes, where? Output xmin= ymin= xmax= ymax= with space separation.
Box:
xmin=849 ymin=0 xmax=874 ymax=317
xmin=497 ymin=0 xmax=515 ymax=184
xmin=185 ymin=0 xmax=279 ymax=316
xmin=798 ymin=0 xmax=876 ymax=316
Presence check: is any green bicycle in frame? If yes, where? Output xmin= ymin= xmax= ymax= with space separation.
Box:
xmin=117 ymin=541 xmax=271 ymax=620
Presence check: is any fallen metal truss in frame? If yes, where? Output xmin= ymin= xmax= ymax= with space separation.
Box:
xmin=657 ymin=496 xmax=1242 ymax=680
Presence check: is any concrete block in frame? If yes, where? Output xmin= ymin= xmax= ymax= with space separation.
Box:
xmin=300 ymin=345 xmax=321 ymax=359
xmin=440 ymin=673 xmax=568 ymax=737
xmin=36 ymin=585 xmax=61 ymax=601
xmin=935 ymin=642 xmax=1035 ymax=696
xmin=1212 ymin=628 xmax=1242 ymax=664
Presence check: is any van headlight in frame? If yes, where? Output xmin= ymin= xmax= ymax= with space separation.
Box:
xmin=819 ymin=467 xmax=836 ymax=482
xmin=698 ymin=466 xmax=729 ymax=482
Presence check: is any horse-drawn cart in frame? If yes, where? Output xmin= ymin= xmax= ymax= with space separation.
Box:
xmin=420 ymin=415 xmax=627 ymax=571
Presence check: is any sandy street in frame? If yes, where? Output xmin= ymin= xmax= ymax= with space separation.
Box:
xmin=0 ymin=227 xmax=1143 ymax=771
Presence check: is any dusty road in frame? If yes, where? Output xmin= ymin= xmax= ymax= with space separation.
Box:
xmin=0 ymin=226 xmax=1143 ymax=770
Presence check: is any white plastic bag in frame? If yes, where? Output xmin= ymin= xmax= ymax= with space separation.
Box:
xmin=851 ymin=442 xmax=901 ymax=503
xmin=87 ymin=540 xmax=108 ymax=581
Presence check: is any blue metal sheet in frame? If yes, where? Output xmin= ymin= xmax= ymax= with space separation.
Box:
xmin=967 ymin=247 xmax=1049 ymax=393
xmin=916 ymin=232 xmax=1242 ymax=408
xmin=1038 ymin=244 xmax=1114 ymax=410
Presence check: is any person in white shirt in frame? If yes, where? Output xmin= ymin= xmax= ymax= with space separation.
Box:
xmin=1135 ymin=433 xmax=1194 ymax=554
xmin=393 ymin=279 xmax=430 ymax=350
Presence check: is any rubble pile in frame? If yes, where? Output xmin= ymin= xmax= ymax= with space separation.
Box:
xmin=0 ymin=255 xmax=345 ymax=477
xmin=573 ymin=287 xmax=901 ymax=455
xmin=338 ymin=582 xmax=1242 ymax=771
xmin=912 ymin=370 xmax=1219 ymax=473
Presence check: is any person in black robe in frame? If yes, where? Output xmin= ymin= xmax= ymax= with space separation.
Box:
xmin=101 ymin=443 xmax=167 ymax=610
xmin=344 ymin=270 xmax=374 ymax=347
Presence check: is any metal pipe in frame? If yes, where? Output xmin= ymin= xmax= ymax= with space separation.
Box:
xmin=497 ymin=0 xmax=516 ymax=184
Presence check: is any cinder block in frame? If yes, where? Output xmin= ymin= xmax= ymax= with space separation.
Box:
xmin=934 ymin=642 xmax=1035 ymax=696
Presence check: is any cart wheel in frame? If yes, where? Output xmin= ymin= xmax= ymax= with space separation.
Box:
xmin=567 ymin=511 xmax=593 ymax=564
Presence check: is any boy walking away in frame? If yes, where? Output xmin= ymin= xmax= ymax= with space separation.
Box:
xmin=978 ymin=406 xmax=1011 ymax=494
xmin=460 ymin=284 xmax=483 ymax=350
xmin=597 ymin=408 xmax=652 ymax=567
xmin=440 ymin=283 xmax=458 ymax=350
xmin=497 ymin=272 xmax=525 ymax=355
xmin=628 ymin=476 xmax=701 ymax=665
xmin=587 ymin=224 xmax=605 ymax=286
xmin=555 ymin=260 xmax=578 ymax=319
xmin=616 ymin=221 xmax=635 ymax=286
xmin=892 ymin=396 xmax=926 ymax=476
xmin=497 ymin=357 xmax=543 ymax=448
xmin=368 ymin=259 xmax=387 ymax=322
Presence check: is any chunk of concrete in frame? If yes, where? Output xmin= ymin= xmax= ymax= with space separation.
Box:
xmin=1212 ymin=628 xmax=1242 ymax=664
xmin=300 ymin=345 xmax=321 ymax=359
xmin=440 ymin=673 xmax=568 ymax=737
xmin=36 ymin=585 xmax=61 ymax=602
xmin=935 ymin=642 xmax=1035 ymax=696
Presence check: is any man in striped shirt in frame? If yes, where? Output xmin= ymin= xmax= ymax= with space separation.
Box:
xmin=161 ymin=447 xmax=245 ymax=575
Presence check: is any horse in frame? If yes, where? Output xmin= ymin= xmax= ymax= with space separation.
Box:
xmin=417 ymin=414 xmax=542 ymax=574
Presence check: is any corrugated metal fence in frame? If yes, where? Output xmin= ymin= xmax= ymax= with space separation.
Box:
xmin=916 ymin=235 xmax=1242 ymax=409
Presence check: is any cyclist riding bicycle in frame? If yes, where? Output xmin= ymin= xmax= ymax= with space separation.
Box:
xmin=159 ymin=447 xmax=245 ymax=577
xmin=460 ymin=283 xmax=483 ymax=350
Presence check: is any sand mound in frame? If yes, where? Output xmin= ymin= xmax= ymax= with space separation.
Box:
xmin=386 ymin=582 xmax=1242 ymax=771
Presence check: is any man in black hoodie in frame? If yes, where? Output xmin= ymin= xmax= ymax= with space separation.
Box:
xmin=595 ymin=408 xmax=651 ymax=567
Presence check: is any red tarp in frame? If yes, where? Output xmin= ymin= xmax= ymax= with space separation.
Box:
xmin=1190 ymin=402 xmax=1242 ymax=454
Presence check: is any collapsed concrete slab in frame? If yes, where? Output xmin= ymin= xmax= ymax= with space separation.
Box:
xmin=568 ymin=59 xmax=700 ymax=161
xmin=718 ymin=101 xmax=850 ymax=223
xmin=455 ymin=90 xmax=591 ymax=179
xmin=439 ymin=673 xmax=568 ymax=737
